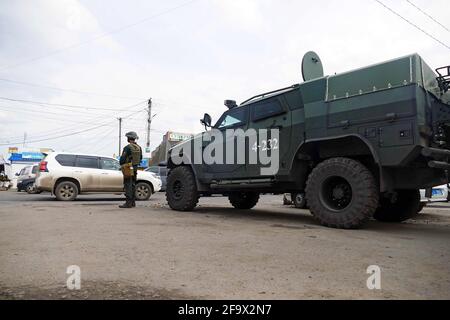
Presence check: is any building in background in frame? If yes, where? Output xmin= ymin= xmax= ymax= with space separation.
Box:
xmin=149 ymin=131 xmax=194 ymax=166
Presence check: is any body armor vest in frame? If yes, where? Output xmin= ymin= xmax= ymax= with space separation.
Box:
xmin=127 ymin=143 xmax=142 ymax=166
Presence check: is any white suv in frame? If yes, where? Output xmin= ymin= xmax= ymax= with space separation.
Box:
xmin=35 ymin=152 xmax=161 ymax=201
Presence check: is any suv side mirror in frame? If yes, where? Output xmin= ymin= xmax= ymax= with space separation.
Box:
xmin=200 ymin=113 xmax=212 ymax=130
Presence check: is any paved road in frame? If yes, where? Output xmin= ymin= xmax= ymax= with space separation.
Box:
xmin=0 ymin=190 xmax=449 ymax=299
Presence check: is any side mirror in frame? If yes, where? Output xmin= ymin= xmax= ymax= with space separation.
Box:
xmin=200 ymin=113 xmax=212 ymax=130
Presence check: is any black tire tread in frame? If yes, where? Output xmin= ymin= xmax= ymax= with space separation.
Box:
xmin=229 ymin=192 xmax=260 ymax=210
xmin=306 ymin=157 xmax=379 ymax=229
xmin=166 ymin=166 xmax=199 ymax=211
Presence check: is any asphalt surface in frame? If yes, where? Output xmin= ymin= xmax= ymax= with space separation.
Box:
xmin=0 ymin=190 xmax=449 ymax=300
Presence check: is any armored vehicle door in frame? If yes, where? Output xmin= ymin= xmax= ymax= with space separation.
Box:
xmin=204 ymin=106 xmax=249 ymax=179
xmin=246 ymin=97 xmax=292 ymax=178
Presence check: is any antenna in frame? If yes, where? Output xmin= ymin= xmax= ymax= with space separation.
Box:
xmin=301 ymin=51 xmax=324 ymax=81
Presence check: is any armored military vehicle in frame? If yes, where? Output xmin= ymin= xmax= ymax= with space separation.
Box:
xmin=165 ymin=52 xmax=450 ymax=229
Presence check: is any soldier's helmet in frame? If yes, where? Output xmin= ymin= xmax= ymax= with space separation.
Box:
xmin=125 ymin=131 xmax=139 ymax=140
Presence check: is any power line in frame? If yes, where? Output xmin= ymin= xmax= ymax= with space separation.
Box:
xmin=405 ymin=0 xmax=449 ymax=32
xmin=0 ymin=101 xmax=146 ymax=142
xmin=0 ymin=121 xmax=116 ymax=146
xmin=0 ymin=77 xmax=145 ymax=100
xmin=0 ymin=96 xmax=147 ymax=111
xmin=374 ymin=0 xmax=450 ymax=51
xmin=0 ymin=0 xmax=200 ymax=71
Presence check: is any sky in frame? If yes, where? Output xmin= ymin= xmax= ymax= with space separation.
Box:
xmin=0 ymin=0 xmax=449 ymax=158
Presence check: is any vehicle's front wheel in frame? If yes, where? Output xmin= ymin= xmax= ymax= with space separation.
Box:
xmin=55 ymin=181 xmax=79 ymax=201
xmin=229 ymin=192 xmax=260 ymax=209
xmin=374 ymin=190 xmax=421 ymax=222
xmin=135 ymin=182 xmax=152 ymax=201
xmin=306 ymin=157 xmax=379 ymax=229
xmin=166 ymin=166 xmax=199 ymax=211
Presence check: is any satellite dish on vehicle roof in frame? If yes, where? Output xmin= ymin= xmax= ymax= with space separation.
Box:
xmin=301 ymin=51 xmax=324 ymax=82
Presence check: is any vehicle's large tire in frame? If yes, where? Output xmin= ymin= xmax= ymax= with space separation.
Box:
xmin=373 ymin=190 xmax=421 ymax=222
xmin=166 ymin=166 xmax=199 ymax=211
xmin=229 ymin=192 xmax=260 ymax=209
xmin=135 ymin=182 xmax=152 ymax=201
xmin=55 ymin=181 xmax=79 ymax=201
xmin=306 ymin=157 xmax=379 ymax=229
xmin=292 ymin=192 xmax=307 ymax=209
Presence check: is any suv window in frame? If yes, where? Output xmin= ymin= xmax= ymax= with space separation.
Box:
xmin=32 ymin=165 xmax=38 ymax=174
xmin=75 ymin=156 xmax=99 ymax=169
xmin=251 ymin=99 xmax=284 ymax=121
xmin=55 ymin=154 xmax=76 ymax=167
xmin=215 ymin=107 xmax=248 ymax=129
xmin=100 ymin=158 xmax=120 ymax=171
xmin=148 ymin=167 xmax=159 ymax=174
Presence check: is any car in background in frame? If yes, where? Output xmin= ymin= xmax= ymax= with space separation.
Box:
xmin=16 ymin=164 xmax=40 ymax=194
xmin=145 ymin=165 xmax=167 ymax=191
xmin=282 ymin=192 xmax=307 ymax=209
xmin=36 ymin=152 xmax=161 ymax=201
xmin=420 ymin=184 xmax=448 ymax=209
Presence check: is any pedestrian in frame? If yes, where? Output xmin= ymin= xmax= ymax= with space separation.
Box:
xmin=119 ymin=131 xmax=142 ymax=208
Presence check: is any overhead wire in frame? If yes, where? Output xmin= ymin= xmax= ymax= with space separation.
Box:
xmin=374 ymin=0 xmax=450 ymax=51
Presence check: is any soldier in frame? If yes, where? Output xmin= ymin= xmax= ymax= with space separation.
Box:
xmin=119 ymin=131 xmax=143 ymax=208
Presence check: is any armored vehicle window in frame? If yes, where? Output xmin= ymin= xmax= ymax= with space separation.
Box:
xmin=216 ymin=107 xmax=248 ymax=129
xmin=251 ymin=99 xmax=284 ymax=121
xmin=283 ymin=89 xmax=303 ymax=110
xmin=55 ymin=154 xmax=76 ymax=167
xmin=75 ymin=156 xmax=99 ymax=169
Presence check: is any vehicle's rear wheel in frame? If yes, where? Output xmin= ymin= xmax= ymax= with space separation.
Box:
xmin=166 ymin=166 xmax=199 ymax=211
xmin=374 ymin=190 xmax=421 ymax=222
xmin=26 ymin=183 xmax=36 ymax=194
xmin=306 ymin=157 xmax=379 ymax=229
xmin=135 ymin=182 xmax=152 ymax=201
xmin=292 ymin=192 xmax=307 ymax=209
xmin=55 ymin=181 xmax=78 ymax=201
xmin=229 ymin=192 xmax=260 ymax=209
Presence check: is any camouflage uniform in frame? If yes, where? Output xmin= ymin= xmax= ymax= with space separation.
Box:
xmin=119 ymin=143 xmax=142 ymax=206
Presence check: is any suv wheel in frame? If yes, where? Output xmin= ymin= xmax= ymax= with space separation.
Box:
xmin=306 ymin=157 xmax=379 ymax=229
xmin=229 ymin=192 xmax=260 ymax=209
xmin=374 ymin=190 xmax=421 ymax=222
xmin=292 ymin=192 xmax=307 ymax=209
xmin=55 ymin=181 xmax=79 ymax=201
xmin=166 ymin=166 xmax=199 ymax=211
xmin=135 ymin=182 xmax=152 ymax=201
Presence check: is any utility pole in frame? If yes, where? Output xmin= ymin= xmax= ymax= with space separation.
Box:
xmin=146 ymin=98 xmax=152 ymax=153
xmin=23 ymin=132 xmax=27 ymax=148
xmin=118 ymin=117 xmax=122 ymax=156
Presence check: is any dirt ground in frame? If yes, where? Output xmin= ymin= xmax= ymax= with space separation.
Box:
xmin=0 ymin=191 xmax=449 ymax=300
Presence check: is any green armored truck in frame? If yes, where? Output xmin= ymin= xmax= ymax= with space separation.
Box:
xmin=166 ymin=52 xmax=450 ymax=229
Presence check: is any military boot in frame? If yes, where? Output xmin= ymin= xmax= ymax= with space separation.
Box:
xmin=131 ymin=200 xmax=136 ymax=208
xmin=119 ymin=200 xmax=133 ymax=209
